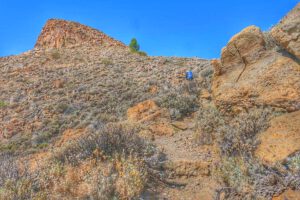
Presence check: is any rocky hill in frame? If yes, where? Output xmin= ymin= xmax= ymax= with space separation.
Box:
xmin=0 ymin=3 xmax=299 ymax=200
xmin=35 ymin=19 xmax=127 ymax=49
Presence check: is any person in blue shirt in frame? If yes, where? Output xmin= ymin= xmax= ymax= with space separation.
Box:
xmin=186 ymin=70 xmax=193 ymax=80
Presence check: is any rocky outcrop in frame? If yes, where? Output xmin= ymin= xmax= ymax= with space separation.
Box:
xmin=35 ymin=19 xmax=127 ymax=49
xmin=271 ymin=3 xmax=300 ymax=60
xmin=220 ymin=26 xmax=266 ymax=73
xmin=127 ymin=100 xmax=169 ymax=123
xmin=211 ymin=5 xmax=300 ymax=113
xmin=255 ymin=111 xmax=300 ymax=164
xmin=272 ymin=189 xmax=300 ymax=200
xmin=127 ymin=100 xmax=174 ymax=136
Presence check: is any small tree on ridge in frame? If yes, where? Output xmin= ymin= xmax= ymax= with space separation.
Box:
xmin=129 ymin=38 xmax=140 ymax=52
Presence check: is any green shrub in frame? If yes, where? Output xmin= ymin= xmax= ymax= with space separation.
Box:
xmin=51 ymin=50 xmax=60 ymax=60
xmin=129 ymin=38 xmax=147 ymax=56
xmin=138 ymin=51 xmax=147 ymax=56
xmin=129 ymin=38 xmax=140 ymax=52
xmin=101 ymin=58 xmax=113 ymax=66
xmin=0 ymin=101 xmax=7 ymax=108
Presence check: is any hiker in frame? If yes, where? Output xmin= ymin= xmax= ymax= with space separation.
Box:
xmin=185 ymin=70 xmax=193 ymax=80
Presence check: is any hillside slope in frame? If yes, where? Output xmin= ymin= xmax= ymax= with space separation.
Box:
xmin=0 ymin=4 xmax=299 ymax=200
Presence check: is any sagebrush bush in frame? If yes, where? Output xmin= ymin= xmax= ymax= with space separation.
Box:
xmin=0 ymin=153 xmax=37 ymax=200
xmin=215 ymin=156 xmax=288 ymax=200
xmin=194 ymin=105 xmax=224 ymax=145
xmin=286 ymin=153 xmax=300 ymax=173
xmin=212 ymin=108 xmax=300 ymax=199
xmin=157 ymin=91 xmax=198 ymax=120
xmin=53 ymin=123 xmax=155 ymax=165
xmin=0 ymin=124 xmax=155 ymax=200
xmin=217 ymin=108 xmax=272 ymax=157
xmin=114 ymin=154 xmax=148 ymax=199
xmin=215 ymin=156 xmax=251 ymax=194
xmin=0 ymin=101 xmax=6 ymax=108
xmin=50 ymin=50 xmax=60 ymax=60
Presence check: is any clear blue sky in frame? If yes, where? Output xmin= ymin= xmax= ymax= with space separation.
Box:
xmin=0 ymin=0 xmax=298 ymax=58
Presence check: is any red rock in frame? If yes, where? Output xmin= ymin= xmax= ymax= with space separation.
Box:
xmin=35 ymin=19 xmax=127 ymax=49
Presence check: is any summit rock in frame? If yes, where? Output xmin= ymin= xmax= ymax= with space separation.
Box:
xmin=35 ymin=19 xmax=127 ymax=49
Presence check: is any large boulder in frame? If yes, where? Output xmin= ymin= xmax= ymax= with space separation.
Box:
xmin=211 ymin=5 xmax=300 ymax=113
xmin=255 ymin=111 xmax=300 ymax=164
xmin=271 ymin=3 xmax=300 ymax=60
xmin=220 ymin=26 xmax=266 ymax=72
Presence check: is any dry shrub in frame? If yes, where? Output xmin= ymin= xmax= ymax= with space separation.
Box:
xmin=50 ymin=50 xmax=60 ymax=60
xmin=53 ymin=123 xmax=155 ymax=165
xmin=88 ymin=153 xmax=148 ymax=200
xmin=0 ymin=153 xmax=39 ymax=200
xmin=194 ymin=105 xmax=224 ymax=145
xmin=213 ymin=108 xmax=300 ymax=199
xmin=157 ymin=91 xmax=198 ymax=120
xmin=114 ymin=154 xmax=148 ymax=199
xmin=214 ymin=156 xmax=252 ymax=197
xmin=214 ymin=156 xmax=289 ymax=200
xmin=217 ymin=108 xmax=271 ymax=157
xmin=0 ymin=123 xmax=156 ymax=200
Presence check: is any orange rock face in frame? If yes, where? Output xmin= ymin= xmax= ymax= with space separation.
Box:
xmin=127 ymin=100 xmax=170 ymax=123
xmin=211 ymin=13 xmax=300 ymax=112
xmin=220 ymin=26 xmax=266 ymax=70
xmin=127 ymin=100 xmax=174 ymax=135
xmin=35 ymin=19 xmax=127 ymax=49
xmin=271 ymin=3 xmax=300 ymax=60
xmin=255 ymin=111 xmax=300 ymax=164
xmin=272 ymin=189 xmax=300 ymax=200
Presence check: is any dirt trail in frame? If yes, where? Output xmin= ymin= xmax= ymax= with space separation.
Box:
xmin=144 ymin=117 xmax=220 ymax=200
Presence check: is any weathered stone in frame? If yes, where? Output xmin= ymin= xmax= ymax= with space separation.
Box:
xmin=221 ymin=26 xmax=266 ymax=71
xmin=255 ymin=111 xmax=300 ymax=164
xmin=212 ymin=20 xmax=300 ymax=113
xmin=127 ymin=100 xmax=174 ymax=135
xmin=271 ymin=3 xmax=300 ymax=60
xmin=35 ymin=19 xmax=127 ymax=49
xmin=171 ymin=121 xmax=188 ymax=130
xmin=211 ymin=59 xmax=222 ymax=76
xmin=127 ymin=100 xmax=170 ymax=122
xmin=272 ymin=189 xmax=300 ymax=200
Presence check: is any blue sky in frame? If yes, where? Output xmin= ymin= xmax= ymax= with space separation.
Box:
xmin=0 ymin=0 xmax=298 ymax=58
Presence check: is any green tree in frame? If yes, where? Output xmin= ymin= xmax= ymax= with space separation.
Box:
xmin=129 ymin=38 xmax=140 ymax=52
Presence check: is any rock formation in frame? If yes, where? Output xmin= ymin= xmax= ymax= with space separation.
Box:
xmin=271 ymin=3 xmax=300 ymax=60
xmin=127 ymin=100 xmax=174 ymax=136
xmin=255 ymin=110 xmax=300 ymax=164
xmin=211 ymin=4 xmax=300 ymax=113
xmin=272 ymin=189 xmax=300 ymax=200
xmin=35 ymin=19 xmax=127 ymax=49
